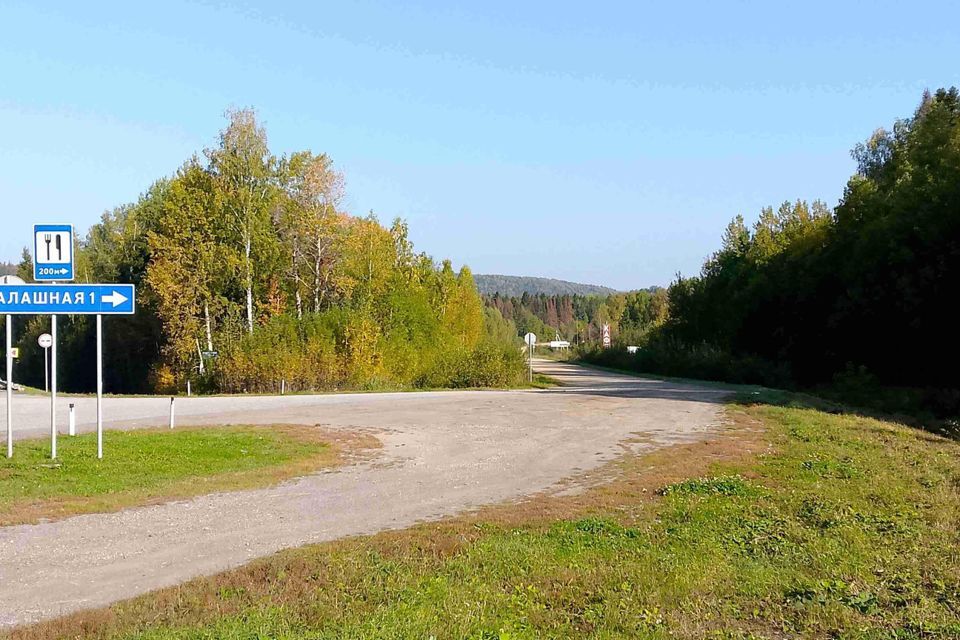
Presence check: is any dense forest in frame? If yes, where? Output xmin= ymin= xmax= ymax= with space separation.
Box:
xmin=586 ymin=88 xmax=960 ymax=416
xmin=474 ymin=274 xmax=618 ymax=297
xmin=485 ymin=287 xmax=666 ymax=346
xmin=0 ymin=262 xmax=16 ymax=276
xmin=1 ymin=110 xmax=524 ymax=394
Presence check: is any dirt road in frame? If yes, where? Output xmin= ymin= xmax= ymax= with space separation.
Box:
xmin=0 ymin=361 xmax=728 ymax=628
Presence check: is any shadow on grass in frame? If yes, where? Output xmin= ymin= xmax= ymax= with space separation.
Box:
xmin=730 ymin=386 xmax=960 ymax=441
xmin=570 ymin=358 xmax=960 ymax=441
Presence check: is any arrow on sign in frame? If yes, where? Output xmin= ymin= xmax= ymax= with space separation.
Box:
xmin=101 ymin=291 xmax=128 ymax=307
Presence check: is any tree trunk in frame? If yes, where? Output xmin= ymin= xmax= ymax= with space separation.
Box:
xmin=293 ymin=240 xmax=303 ymax=320
xmin=245 ymin=234 xmax=254 ymax=334
xmin=196 ymin=338 xmax=205 ymax=375
xmin=204 ymin=302 xmax=213 ymax=351
xmin=313 ymin=232 xmax=322 ymax=313
xmin=294 ymin=278 xmax=303 ymax=319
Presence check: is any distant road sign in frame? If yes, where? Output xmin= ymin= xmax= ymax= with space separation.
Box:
xmin=602 ymin=323 xmax=611 ymax=347
xmin=201 ymin=350 xmax=219 ymax=358
xmin=9 ymin=348 xmax=18 ymax=359
xmin=33 ymin=224 xmax=74 ymax=281
xmin=0 ymin=284 xmax=135 ymax=315
xmin=524 ymin=332 xmax=537 ymax=347
xmin=38 ymin=333 xmax=53 ymax=348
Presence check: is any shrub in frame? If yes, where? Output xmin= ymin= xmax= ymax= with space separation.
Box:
xmin=416 ymin=341 xmax=525 ymax=389
xmin=581 ymin=339 xmax=793 ymax=388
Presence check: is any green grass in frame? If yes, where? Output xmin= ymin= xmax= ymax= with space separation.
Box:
xmin=13 ymin=396 xmax=960 ymax=639
xmin=0 ymin=425 xmax=335 ymax=526
xmin=528 ymin=372 xmax=561 ymax=389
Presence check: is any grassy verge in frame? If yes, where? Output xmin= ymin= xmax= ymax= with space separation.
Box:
xmin=528 ymin=372 xmax=561 ymax=389
xmin=577 ymin=359 xmax=960 ymax=438
xmin=0 ymin=425 xmax=372 ymax=526
xmin=11 ymin=394 xmax=960 ymax=639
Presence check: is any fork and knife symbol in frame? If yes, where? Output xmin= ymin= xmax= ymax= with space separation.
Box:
xmin=43 ymin=233 xmax=63 ymax=261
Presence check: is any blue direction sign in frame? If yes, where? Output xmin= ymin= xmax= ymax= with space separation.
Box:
xmin=33 ymin=224 xmax=75 ymax=281
xmin=0 ymin=284 xmax=135 ymax=315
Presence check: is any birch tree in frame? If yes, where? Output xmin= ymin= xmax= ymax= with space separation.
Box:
xmin=276 ymin=151 xmax=344 ymax=317
xmin=206 ymin=108 xmax=276 ymax=334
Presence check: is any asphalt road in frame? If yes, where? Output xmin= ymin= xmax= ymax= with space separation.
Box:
xmin=0 ymin=360 xmax=728 ymax=628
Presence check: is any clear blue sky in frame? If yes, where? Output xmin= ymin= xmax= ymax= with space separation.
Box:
xmin=1 ymin=1 xmax=957 ymax=289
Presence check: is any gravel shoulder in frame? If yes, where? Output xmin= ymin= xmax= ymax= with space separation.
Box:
xmin=0 ymin=360 xmax=728 ymax=629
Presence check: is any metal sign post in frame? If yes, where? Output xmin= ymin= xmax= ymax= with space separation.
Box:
xmin=2 ymin=276 xmax=23 ymax=459
xmin=524 ymin=332 xmax=537 ymax=383
xmin=38 ymin=333 xmax=52 ymax=392
xmin=96 ymin=314 xmax=103 ymax=459
xmin=0 ymin=281 xmax=135 ymax=459
xmin=5 ymin=314 xmax=12 ymax=459
xmin=51 ymin=316 xmax=57 ymax=459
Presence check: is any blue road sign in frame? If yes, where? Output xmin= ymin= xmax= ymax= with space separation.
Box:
xmin=33 ymin=224 xmax=75 ymax=281
xmin=0 ymin=284 xmax=135 ymax=315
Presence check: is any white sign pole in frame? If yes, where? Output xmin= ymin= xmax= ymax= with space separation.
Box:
xmin=5 ymin=315 xmax=12 ymax=458
xmin=96 ymin=314 xmax=103 ymax=459
xmin=50 ymin=315 xmax=57 ymax=459
xmin=523 ymin=333 xmax=536 ymax=383
xmin=38 ymin=333 xmax=53 ymax=392
xmin=528 ymin=342 xmax=532 ymax=382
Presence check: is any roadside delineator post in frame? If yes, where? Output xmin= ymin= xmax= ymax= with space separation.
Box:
xmin=281 ymin=379 xmax=285 ymax=395
xmin=186 ymin=380 xmax=191 ymax=397
xmin=169 ymin=397 xmax=175 ymax=429
xmin=68 ymin=403 xmax=75 ymax=436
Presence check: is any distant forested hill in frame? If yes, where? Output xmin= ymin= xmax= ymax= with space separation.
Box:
xmin=474 ymin=274 xmax=618 ymax=297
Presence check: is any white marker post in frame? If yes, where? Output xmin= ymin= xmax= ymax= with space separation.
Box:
xmin=5 ymin=314 xmax=12 ymax=458
xmin=50 ymin=315 xmax=57 ymax=459
xmin=68 ymin=403 xmax=75 ymax=437
xmin=169 ymin=397 xmax=175 ymax=429
xmin=96 ymin=314 xmax=103 ymax=459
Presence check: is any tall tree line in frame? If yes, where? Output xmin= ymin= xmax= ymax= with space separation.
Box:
xmin=3 ymin=110 xmax=523 ymax=393
xmin=485 ymin=288 xmax=667 ymax=346
xmin=588 ymin=87 xmax=960 ymax=412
